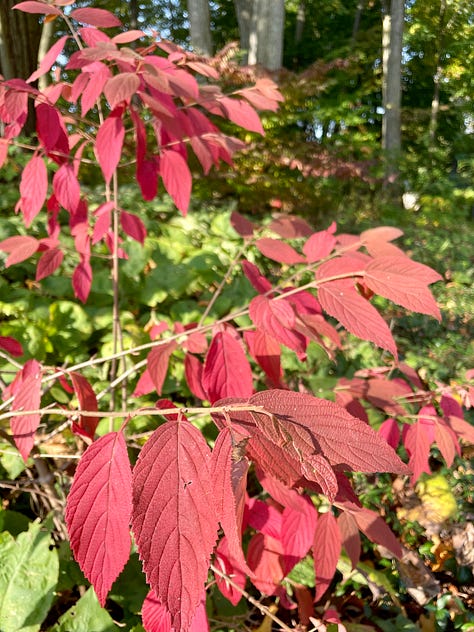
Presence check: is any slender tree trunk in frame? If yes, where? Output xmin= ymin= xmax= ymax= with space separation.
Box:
xmin=187 ymin=0 xmax=213 ymax=55
xmin=382 ymin=0 xmax=404 ymax=197
xmin=0 ymin=0 xmax=43 ymax=135
xmin=295 ymin=0 xmax=306 ymax=45
xmin=350 ymin=0 xmax=365 ymax=49
xmin=234 ymin=0 xmax=284 ymax=70
xmin=130 ymin=0 xmax=139 ymax=30
xmin=429 ymin=0 xmax=447 ymax=144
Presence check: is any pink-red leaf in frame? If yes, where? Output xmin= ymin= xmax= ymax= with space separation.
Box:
xmin=13 ymin=1 xmax=61 ymax=15
xmin=281 ymin=497 xmax=318 ymax=573
xmin=337 ymin=511 xmax=361 ymax=569
xmin=211 ymin=428 xmax=253 ymax=575
xmin=303 ymin=230 xmax=336 ymax=263
xmin=53 ymin=163 xmax=80 ymax=213
xmin=69 ymin=372 xmax=99 ymax=439
xmin=0 ymin=336 xmax=23 ymax=357
xmin=214 ymin=537 xmax=246 ymax=606
xmin=313 ymin=512 xmax=341 ymax=602
xmin=95 ymin=113 xmax=125 ymax=185
xmin=202 ymin=330 xmax=253 ymax=403
xmin=245 ymin=329 xmax=282 ymax=387
xmin=249 ymin=390 xmax=410 ymax=475
xmin=132 ymin=419 xmax=218 ymax=631
xmin=142 ymin=590 xmax=171 ymax=632
xmin=36 ymin=103 xmax=69 ymax=163
xmin=104 ymin=73 xmax=140 ymax=110
xmin=70 ymin=7 xmax=122 ymax=27
xmin=364 ymin=256 xmax=442 ymax=320
xmin=184 ymin=353 xmax=206 ymax=401
xmin=19 ymin=155 xmax=48 ymax=225
xmin=10 ymin=361 xmax=42 ymax=461
xmin=219 ymin=97 xmax=264 ymax=134
xmin=378 ymin=418 xmax=401 ymax=450
xmin=317 ymin=279 xmax=397 ymax=356
xmin=121 ymin=210 xmax=146 ymax=244
xmin=247 ymin=533 xmax=285 ymax=596
xmin=403 ymin=421 xmax=432 ymax=483
xmin=249 ymin=295 xmax=306 ymax=354
xmin=160 ymin=149 xmax=192 ymax=216
xmin=256 ymin=238 xmax=305 ymax=265
xmin=65 ymin=432 xmax=132 ymax=605
xmin=230 ymin=210 xmax=255 ymax=237
xmin=72 ymin=259 xmax=92 ymax=303
xmin=27 ymin=35 xmax=68 ymax=83
xmin=0 ymin=235 xmax=38 ymax=267
xmin=147 ymin=341 xmax=178 ymax=395
xmin=36 ymin=247 xmax=63 ymax=281
xmin=340 ymin=503 xmax=402 ymax=558
xmin=241 ymin=259 xmax=272 ymax=294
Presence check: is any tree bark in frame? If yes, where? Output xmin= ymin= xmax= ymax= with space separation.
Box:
xmin=382 ymin=0 xmax=404 ymax=195
xmin=234 ymin=0 xmax=284 ymax=70
xmin=187 ymin=0 xmax=213 ymax=55
xmin=429 ymin=0 xmax=447 ymax=144
xmin=0 ymin=1 xmax=43 ymax=135
xmin=295 ymin=1 xmax=306 ymax=45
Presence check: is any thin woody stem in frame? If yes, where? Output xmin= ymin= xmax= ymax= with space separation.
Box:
xmin=210 ymin=563 xmax=294 ymax=632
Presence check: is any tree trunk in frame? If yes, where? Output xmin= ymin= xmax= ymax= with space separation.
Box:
xmin=234 ymin=0 xmax=285 ymax=70
xmin=382 ymin=0 xmax=404 ymax=196
xmin=187 ymin=0 xmax=213 ymax=55
xmin=0 ymin=0 xmax=43 ymax=135
xmin=429 ymin=0 xmax=447 ymax=144
xmin=350 ymin=0 xmax=365 ymax=49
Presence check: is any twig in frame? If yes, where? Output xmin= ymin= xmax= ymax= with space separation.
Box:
xmin=210 ymin=563 xmax=294 ymax=632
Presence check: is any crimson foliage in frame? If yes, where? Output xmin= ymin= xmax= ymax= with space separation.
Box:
xmin=0 ymin=3 xmax=473 ymax=631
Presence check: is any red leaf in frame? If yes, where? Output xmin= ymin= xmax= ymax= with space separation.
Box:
xmin=434 ymin=418 xmax=458 ymax=467
xmin=247 ymin=499 xmax=282 ymax=539
xmin=378 ymin=418 xmax=401 ymax=450
xmin=247 ymin=533 xmax=285 ymax=595
xmin=160 ymin=149 xmax=192 ymax=216
xmin=10 ymin=362 xmax=42 ymax=461
xmin=13 ymin=1 xmax=61 ymax=15
xmin=65 ymin=432 xmax=132 ymax=605
xmin=241 ymin=259 xmax=273 ymax=294
xmin=300 ymin=454 xmax=339 ymax=501
xmin=147 ymin=341 xmax=178 ymax=395
xmin=230 ymin=210 xmax=255 ymax=237
xmin=214 ymin=537 xmax=246 ymax=606
xmin=269 ymin=214 xmax=314 ymax=238
xmin=121 ymin=211 xmax=146 ymax=244
xmin=256 ymin=238 xmax=305 ymax=265
xmin=36 ymin=103 xmax=69 ymax=163
xmin=27 ymin=35 xmax=69 ymax=83
xmin=53 ymin=163 xmax=80 ymax=213
xmin=281 ymin=497 xmax=318 ymax=573
xmin=69 ymin=372 xmax=99 ymax=440
xmin=245 ymin=329 xmax=282 ymax=387
xmin=364 ymin=256 xmax=442 ymax=320
xmin=340 ymin=503 xmax=402 ymax=558
xmin=364 ymin=377 xmax=411 ymax=416
xmin=202 ymin=330 xmax=253 ymax=403
xmin=338 ymin=511 xmax=360 ymax=569
xmin=142 ymin=590 xmax=171 ymax=632
xmin=78 ymin=27 xmax=110 ymax=47
xmin=317 ymin=279 xmax=397 ymax=356
xmin=219 ymin=97 xmax=264 ymax=134
xmin=249 ymin=390 xmax=410 ymax=475
xmin=303 ymin=230 xmax=336 ymax=263
xmin=112 ymin=30 xmax=145 ymax=44
xmin=0 ymin=235 xmax=38 ymax=267
xmin=70 ymin=7 xmax=122 ymax=27
xmin=95 ymin=113 xmax=125 ymax=185
xmin=132 ymin=419 xmax=218 ymax=631
xmin=72 ymin=258 xmax=92 ymax=303
xmin=132 ymin=369 xmax=155 ymax=398
xmin=0 ymin=336 xmax=23 ymax=357
xmin=19 ymin=155 xmax=48 ymax=225
xmin=446 ymin=414 xmax=474 ymax=444
xmin=184 ymin=353 xmax=206 ymax=401
xmin=81 ymin=63 xmax=111 ymax=117
xmin=36 ymin=247 xmax=63 ymax=281
xmin=249 ymin=295 xmax=306 ymax=354
xmin=403 ymin=421 xmax=432 ymax=483
xmin=313 ymin=512 xmax=341 ymax=602
xmin=104 ymin=73 xmax=140 ymax=110
xmin=361 ymin=226 xmax=404 ymax=243
xmin=211 ymin=428 xmax=253 ymax=576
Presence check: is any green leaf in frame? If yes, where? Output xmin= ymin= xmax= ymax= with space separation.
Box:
xmin=0 ymin=520 xmax=59 ymax=632
xmin=0 ymin=509 xmax=30 ymax=536
xmin=0 ymin=441 xmax=26 ymax=479
xmin=287 ymin=555 xmax=315 ymax=587
xmin=49 ymin=587 xmax=117 ymax=632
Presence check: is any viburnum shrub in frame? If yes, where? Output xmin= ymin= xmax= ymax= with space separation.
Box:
xmin=0 ymin=2 xmax=473 ymax=631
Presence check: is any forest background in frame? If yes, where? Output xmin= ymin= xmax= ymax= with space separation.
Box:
xmin=0 ymin=0 xmax=473 ymax=631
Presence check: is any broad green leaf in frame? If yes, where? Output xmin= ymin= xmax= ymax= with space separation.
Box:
xmin=0 ymin=520 xmax=59 ymax=632
xmin=287 ymin=555 xmax=315 ymax=587
xmin=49 ymin=587 xmax=117 ymax=632
xmin=0 ymin=441 xmax=26 ymax=479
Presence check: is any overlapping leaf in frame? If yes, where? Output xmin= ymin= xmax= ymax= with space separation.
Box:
xmin=10 ymin=360 xmax=42 ymax=460
xmin=313 ymin=511 xmax=341 ymax=602
xmin=65 ymin=431 xmax=133 ymax=605
xmin=132 ymin=419 xmax=218 ymax=631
